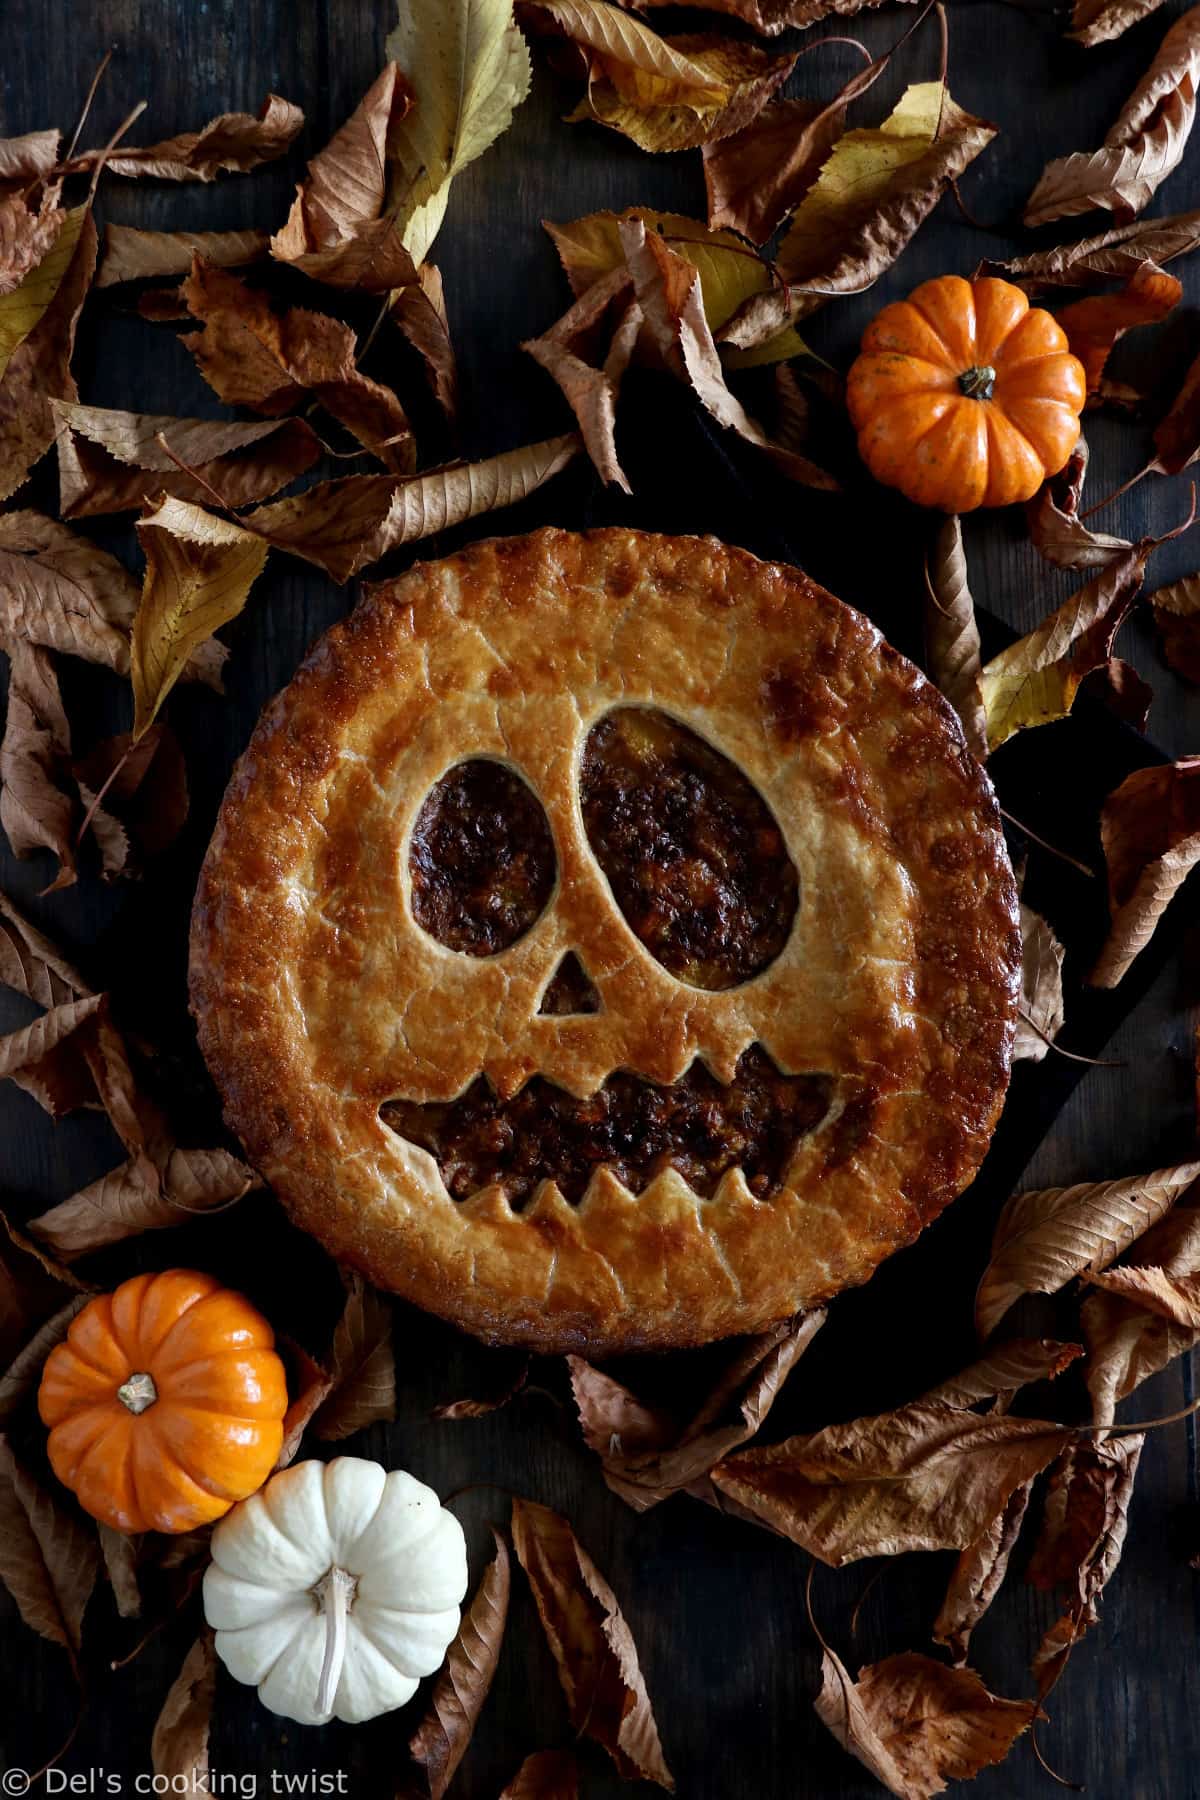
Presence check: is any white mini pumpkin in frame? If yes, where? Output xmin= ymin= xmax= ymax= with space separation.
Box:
xmin=202 ymin=1456 xmax=468 ymax=1725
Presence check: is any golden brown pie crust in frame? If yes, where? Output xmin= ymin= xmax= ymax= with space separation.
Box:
xmin=189 ymin=528 xmax=1020 ymax=1354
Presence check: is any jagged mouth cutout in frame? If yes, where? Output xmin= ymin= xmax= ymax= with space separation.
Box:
xmin=384 ymin=707 xmax=831 ymax=1209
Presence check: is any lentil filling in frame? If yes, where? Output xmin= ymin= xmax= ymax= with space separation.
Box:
xmin=381 ymin=1047 xmax=832 ymax=1208
xmin=409 ymin=758 xmax=556 ymax=955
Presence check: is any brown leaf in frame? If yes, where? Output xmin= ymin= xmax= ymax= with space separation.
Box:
xmin=922 ymin=1337 xmax=1084 ymax=1410
xmin=523 ymin=268 xmax=640 ymax=491
xmin=433 ymin=1355 xmax=530 ymax=1421
xmin=0 ymin=994 xmax=102 ymax=1111
xmin=712 ymin=1402 xmax=1072 ymax=1565
xmin=720 ymin=84 xmax=996 ymax=351
xmin=978 ymin=541 xmax=1152 ymax=751
xmin=510 ymin=1497 xmax=674 ymax=1789
xmin=272 ymin=64 xmax=415 ymax=290
xmin=99 ymin=1523 xmax=142 ymax=1619
xmin=932 ymin=1482 xmax=1033 ymax=1666
xmin=181 ymin=260 xmax=414 ymax=472
xmin=152 ymin=1631 xmax=216 ymax=1791
xmin=274 ymin=1341 xmax=333 ymax=1469
xmin=0 ymin=207 xmax=96 ymax=503
xmin=0 ymin=187 xmax=70 ymax=303
xmin=1 ymin=639 xmax=77 ymax=889
xmin=524 ymin=1 xmax=795 ymax=153
xmin=990 ymin=210 xmax=1200 ymax=288
xmin=392 ymin=265 xmax=459 ymax=423
xmin=0 ymin=509 xmax=140 ymax=675
xmin=311 ymin=1273 xmax=396 ymax=1440
xmin=74 ymin=724 xmax=190 ymax=879
xmin=975 ymin=1160 xmax=1200 ymax=1338
xmin=1082 ymin=1203 xmax=1200 ymax=1421
xmin=27 ymin=1145 xmax=259 ymax=1260
xmin=1090 ymin=756 xmax=1200 ymax=985
xmin=923 ymin=516 xmax=987 ymax=762
xmin=1057 ymin=261 xmax=1181 ymax=395
xmin=54 ymin=402 xmax=320 ymax=518
xmin=1071 ymin=0 xmax=1167 ymax=46
xmin=408 ymin=1531 xmax=511 ymax=1798
xmin=1149 ymin=343 xmax=1200 ymax=473
xmin=1025 ymin=7 xmax=1200 ymax=226
xmin=499 ymin=1753 xmax=579 ymax=1800
xmin=1014 ymin=905 xmax=1067 ymax=1063
xmin=616 ymin=0 xmax=918 ymax=24
xmin=1151 ymin=573 xmax=1200 ymax=681
xmin=1088 ymin=1262 xmax=1200 ymax=1325
xmin=565 ymin=1359 xmax=675 ymax=1464
xmin=1090 ymin=655 xmax=1154 ymax=732
xmin=0 ymin=1435 xmax=98 ymax=1658
xmin=1026 ymin=440 xmax=1132 ymax=572
xmin=814 ymin=1647 xmax=1037 ymax=1800
xmin=0 ymin=130 xmax=61 ymax=185
xmin=0 ymin=1292 xmax=89 ymax=1427
xmin=97 ymin=225 xmax=270 ymax=288
xmin=69 ymin=95 xmax=303 ymax=182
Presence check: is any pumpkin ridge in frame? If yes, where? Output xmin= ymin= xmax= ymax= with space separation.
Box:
xmin=904 ymin=293 xmax=977 ymax=369
xmin=58 ymin=1332 xmax=127 ymax=1387
xmin=150 ymin=1291 xmax=275 ymax=1372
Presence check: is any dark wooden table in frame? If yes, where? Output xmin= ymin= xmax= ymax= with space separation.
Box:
xmin=3 ymin=2 xmax=1200 ymax=1796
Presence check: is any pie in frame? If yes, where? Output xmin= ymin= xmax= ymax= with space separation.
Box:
xmin=189 ymin=528 xmax=1021 ymax=1354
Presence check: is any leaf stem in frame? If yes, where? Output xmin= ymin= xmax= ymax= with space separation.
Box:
xmin=999 ymin=807 xmax=1096 ymax=879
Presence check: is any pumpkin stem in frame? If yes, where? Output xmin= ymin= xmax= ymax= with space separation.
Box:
xmin=958 ymin=364 xmax=996 ymax=401
xmin=116 ymin=1371 xmax=157 ymax=1414
xmin=313 ymin=1565 xmax=357 ymax=1718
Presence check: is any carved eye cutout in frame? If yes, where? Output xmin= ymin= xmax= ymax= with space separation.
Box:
xmin=579 ymin=707 xmax=798 ymax=990
xmin=539 ymin=952 xmax=601 ymax=1016
xmin=409 ymin=759 xmax=556 ymax=955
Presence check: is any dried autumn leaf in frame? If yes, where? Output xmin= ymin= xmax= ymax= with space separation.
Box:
xmin=975 ymin=1160 xmax=1200 ymax=1338
xmin=68 ymin=94 xmax=303 ymax=182
xmin=1150 ymin=574 xmax=1200 ymax=681
xmin=523 ymin=268 xmax=640 ymax=490
xmin=922 ymin=1337 xmax=1084 ymax=1409
xmin=1056 ymin=261 xmax=1182 ymax=395
xmin=0 ymin=205 xmax=86 ymax=382
xmin=1014 ymin=906 xmax=1067 ymax=1062
xmin=499 ymin=1753 xmax=579 ymax=1800
xmin=712 ymin=1401 xmax=1072 ymax=1564
xmin=1148 ymin=343 xmax=1200 ymax=474
xmin=27 ymin=1145 xmax=260 ymax=1260
xmin=1082 ymin=1204 xmax=1200 ymax=1421
xmin=408 ymin=1531 xmax=510 ymax=1798
xmin=0 ymin=889 xmax=88 ymax=1004
xmin=525 ymin=0 xmax=795 ymax=153
xmin=0 ymin=130 xmax=61 ymax=185
xmin=616 ymin=0 xmax=918 ymax=27
xmin=0 ymin=639 xmax=76 ymax=889
xmin=152 ymin=1631 xmax=216 ymax=1791
xmin=0 ymin=189 xmax=64 ymax=298
xmin=0 ymin=509 xmax=135 ymax=673
xmin=923 ymin=516 xmax=987 ymax=762
xmin=386 ymin=0 xmax=532 ymax=265
xmin=311 ymin=1274 xmax=396 ymax=1440
xmin=0 ymin=208 xmax=96 ymax=503
xmin=74 ymin=724 xmax=190 ymax=879
xmin=391 ymin=264 xmax=459 ymax=422
xmin=0 ymin=1293 xmax=89 ymax=1428
xmin=0 ymin=1435 xmax=98 ymax=1659
xmin=274 ymin=1342 xmax=333 ymax=1469
xmin=131 ymin=495 xmax=269 ymax=739
xmin=99 ymin=1522 xmax=142 ymax=1619
xmin=720 ymin=84 xmax=997 ymax=351
xmin=1026 ymin=440 xmax=1132 ymax=572
xmin=1070 ymin=0 xmax=1167 ymax=46
xmin=510 ymin=1498 xmax=674 ymax=1789
xmin=978 ymin=541 xmax=1152 ymax=751
xmin=272 ymin=64 xmax=416 ymax=290
xmin=814 ymin=1647 xmax=1037 ymax=1800
xmin=932 ymin=1483 xmax=1033 ymax=1666
xmin=53 ymin=402 xmax=320 ymax=518
xmin=1091 ymin=757 xmax=1200 ymax=985
xmin=97 ymin=225 xmax=270 ymax=288
xmin=433 ymin=1354 xmax=530 ymax=1420
xmin=1025 ymin=7 xmax=1200 ymax=226
xmin=991 ymin=210 xmax=1200 ymax=288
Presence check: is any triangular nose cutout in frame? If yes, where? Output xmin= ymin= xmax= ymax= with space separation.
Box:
xmin=538 ymin=952 xmax=601 ymax=1016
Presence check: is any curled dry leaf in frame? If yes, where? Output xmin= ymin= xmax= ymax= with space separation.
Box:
xmin=0 ymin=208 xmax=96 ymax=504
xmin=272 ymin=64 xmax=416 ymax=290
xmin=1150 ymin=574 xmax=1200 ymax=681
xmin=1091 ymin=756 xmax=1200 ymax=986
xmin=1026 ymin=440 xmax=1132 ymax=573
xmin=0 ymin=207 xmax=86 ymax=382
xmin=181 ymin=260 xmax=414 ymax=472
xmin=933 ymin=1483 xmax=1033 ymax=1667
xmin=0 ymin=1434 xmax=99 ymax=1660
xmin=1082 ymin=1203 xmax=1200 ymax=1421
xmin=975 ymin=1159 xmax=1200 ymax=1339
xmin=720 ymin=84 xmax=997 ymax=351
xmin=0 ymin=1293 xmax=88 ymax=1428
xmin=617 ymin=0 xmax=917 ymax=24
xmin=1071 ymin=0 xmax=1167 ymax=45
xmin=0 ymin=130 xmax=61 ymax=185
xmin=523 ymin=268 xmax=640 ymax=490
xmin=0 ymin=509 xmax=138 ymax=674
xmin=712 ymin=1401 xmax=1072 ymax=1565
xmin=510 ymin=1498 xmax=674 ymax=1790
xmin=1148 ymin=343 xmax=1200 ymax=474
xmin=311 ymin=1274 xmax=396 ymax=1441
xmin=524 ymin=0 xmax=795 ymax=153
xmin=274 ymin=1341 xmax=333 ymax=1469
xmin=386 ymin=0 xmax=532 ymax=266
xmin=99 ymin=1522 xmax=142 ymax=1619
xmin=1025 ymin=7 xmax=1200 ymax=227
xmin=73 ymin=724 xmax=190 ymax=880
xmin=921 ymin=1338 xmax=1084 ymax=1409
xmin=0 ymin=639 xmax=77 ymax=889
xmin=1013 ymin=905 xmax=1067 ymax=1063
xmin=407 ymin=1531 xmax=510 ymax=1799
xmin=97 ymin=224 xmax=270 ymax=288
xmin=978 ymin=540 xmax=1152 ymax=751
xmin=0 ymin=994 xmax=101 ymax=1110
xmin=923 ymin=516 xmax=987 ymax=762
xmin=53 ymin=401 xmax=320 ymax=518
xmin=499 ymin=1753 xmax=579 ymax=1800
xmin=132 ymin=495 xmax=270 ymax=740
xmin=433 ymin=1353 xmax=530 ymax=1420
xmin=1056 ymin=261 xmax=1182 ymax=396
xmin=0 ymin=888 xmax=89 ymax=1009
xmin=152 ymin=1631 xmax=216 ymax=1792
xmin=990 ymin=210 xmax=1200 ymax=288
xmin=67 ymin=94 xmax=303 ymax=182
xmin=391 ymin=264 xmax=459 ymax=423
xmin=814 ymin=1647 xmax=1038 ymax=1800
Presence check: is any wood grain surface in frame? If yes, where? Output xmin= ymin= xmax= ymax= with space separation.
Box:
xmin=3 ymin=2 xmax=1200 ymax=1797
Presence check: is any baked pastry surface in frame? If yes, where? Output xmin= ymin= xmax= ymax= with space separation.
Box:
xmin=190 ymin=527 xmax=1020 ymax=1353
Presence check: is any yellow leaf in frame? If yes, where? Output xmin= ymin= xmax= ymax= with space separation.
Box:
xmin=385 ymin=0 xmax=532 ymax=266
xmin=545 ymin=208 xmax=810 ymax=365
xmin=0 ymin=207 xmax=88 ymax=385
xmin=131 ymin=498 xmax=269 ymax=739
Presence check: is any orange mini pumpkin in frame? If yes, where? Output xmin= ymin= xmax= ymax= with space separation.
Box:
xmin=38 ymin=1269 xmax=288 ymax=1535
xmin=846 ymin=274 xmax=1087 ymax=513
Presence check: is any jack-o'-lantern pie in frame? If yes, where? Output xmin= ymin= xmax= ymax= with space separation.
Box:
xmin=190 ymin=528 xmax=1020 ymax=1354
